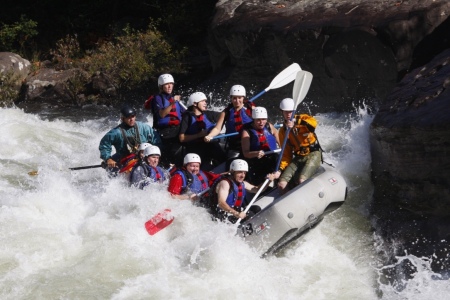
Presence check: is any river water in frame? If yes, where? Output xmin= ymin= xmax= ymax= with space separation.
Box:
xmin=1 ymin=99 xmax=449 ymax=299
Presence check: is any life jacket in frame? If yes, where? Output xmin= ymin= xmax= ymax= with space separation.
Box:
xmin=175 ymin=168 xmax=209 ymax=194
xmin=209 ymin=175 xmax=246 ymax=209
xmin=129 ymin=161 xmax=166 ymax=187
xmin=224 ymin=101 xmax=254 ymax=134
xmin=151 ymin=93 xmax=183 ymax=129
xmin=285 ymin=114 xmax=319 ymax=156
xmin=144 ymin=164 xmax=166 ymax=182
xmin=119 ymin=123 xmax=141 ymax=155
xmin=184 ymin=111 xmax=216 ymax=136
xmin=119 ymin=153 xmax=138 ymax=173
xmin=243 ymin=123 xmax=278 ymax=151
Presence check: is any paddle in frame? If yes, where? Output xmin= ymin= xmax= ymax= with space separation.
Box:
xmin=249 ymin=63 xmax=302 ymax=102
xmin=236 ymin=178 xmax=271 ymax=224
xmin=210 ymin=124 xmax=282 ymax=141
xmin=179 ymin=101 xmax=188 ymax=110
xmin=145 ymin=209 xmax=174 ymax=235
xmin=144 ymin=186 xmax=211 ymax=236
xmin=274 ymin=70 xmax=313 ymax=172
xmin=28 ymin=162 xmax=107 ymax=175
xmin=69 ymin=163 xmax=105 ymax=171
xmin=237 ymin=70 xmax=313 ymax=224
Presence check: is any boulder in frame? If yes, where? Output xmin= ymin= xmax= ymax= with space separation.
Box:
xmin=0 ymin=52 xmax=31 ymax=89
xmin=20 ymin=67 xmax=88 ymax=108
xmin=208 ymin=0 xmax=450 ymax=113
xmin=18 ymin=67 xmax=116 ymax=110
xmin=370 ymin=48 xmax=450 ymax=221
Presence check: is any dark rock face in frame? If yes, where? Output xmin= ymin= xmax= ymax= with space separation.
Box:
xmin=209 ymin=0 xmax=450 ymax=113
xmin=370 ymin=48 xmax=450 ymax=224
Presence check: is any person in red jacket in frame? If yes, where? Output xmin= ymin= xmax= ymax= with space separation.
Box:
xmin=168 ymin=153 xmax=219 ymax=201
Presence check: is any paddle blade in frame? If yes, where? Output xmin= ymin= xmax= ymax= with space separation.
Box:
xmin=266 ymin=63 xmax=302 ymax=91
xmin=145 ymin=209 xmax=174 ymax=235
xmin=292 ymin=71 xmax=313 ymax=106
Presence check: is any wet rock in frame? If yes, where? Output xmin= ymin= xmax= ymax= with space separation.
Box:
xmin=209 ymin=0 xmax=450 ymax=112
xmin=370 ymin=48 xmax=450 ymax=222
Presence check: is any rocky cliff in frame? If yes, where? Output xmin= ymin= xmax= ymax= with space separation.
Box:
xmin=209 ymin=0 xmax=450 ymax=112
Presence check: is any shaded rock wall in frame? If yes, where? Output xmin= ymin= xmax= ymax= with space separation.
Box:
xmin=208 ymin=0 xmax=450 ymax=113
xmin=370 ymin=49 xmax=450 ymax=219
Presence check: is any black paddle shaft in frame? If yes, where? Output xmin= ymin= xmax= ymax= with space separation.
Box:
xmin=69 ymin=163 xmax=105 ymax=170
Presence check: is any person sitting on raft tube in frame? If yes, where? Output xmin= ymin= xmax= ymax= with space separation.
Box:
xmin=178 ymin=92 xmax=226 ymax=171
xmin=99 ymin=105 xmax=161 ymax=174
xmin=241 ymin=106 xmax=281 ymax=185
xmin=168 ymin=153 xmax=218 ymax=201
xmin=144 ymin=73 xmax=185 ymax=167
xmin=204 ymin=85 xmax=255 ymax=161
xmin=277 ymin=98 xmax=322 ymax=191
xmin=210 ymin=159 xmax=277 ymax=223
xmin=129 ymin=145 xmax=167 ymax=189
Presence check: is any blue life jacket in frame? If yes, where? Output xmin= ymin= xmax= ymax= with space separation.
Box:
xmin=224 ymin=103 xmax=253 ymax=134
xmin=245 ymin=123 xmax=278 ymax=151
xmin=176 ymin=169 xmax=209 ymax=194
xmin=151 ymin=93 xmax=184 ymax=129
xmin=185 ymin=112 xmax=216 ymax=135
xmin=145 ymin=165 xmax=166 ymax=182
xmin=211 ymin=176 xmax=247 ymax=208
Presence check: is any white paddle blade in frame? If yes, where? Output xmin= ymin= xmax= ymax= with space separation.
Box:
xmin=265 ymin=63 xmax=302 ymax=91
xmin=292 ymin=71 xmax=313 ymax=106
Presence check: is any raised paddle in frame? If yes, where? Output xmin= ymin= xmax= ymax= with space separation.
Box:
xmin=237 ymin=70 xmax=313 ymax=224
xmin=249 ymin=63 xmax=302 ymax=102
xmin=274 ymin=70 xmax=313 ymax=172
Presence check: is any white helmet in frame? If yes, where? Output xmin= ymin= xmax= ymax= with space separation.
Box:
xmin=144 ymin=145 xmax=161 ymax=157
xmin=280 ymin=98 xmax=295 ymax=111
xmin=138 ymin=143 xmax=152 ymax=151
xmin=158 ymin=74 xmax=174 ymax=86
xmin=230 ymin=85 xmax=246 ymax=97
xmin=187 ymin=92 xmax=207 ymax=107
xmin=252 ymin=107 xmax=268 ymax=119
xmin=183 ymin=153 xmax=201 ymax=165
xmin=229 ymin=159 xmax=249 ymax=172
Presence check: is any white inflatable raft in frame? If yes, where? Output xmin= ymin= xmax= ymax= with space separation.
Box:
xmin=237 ymin=164 xmax=347 ymax=256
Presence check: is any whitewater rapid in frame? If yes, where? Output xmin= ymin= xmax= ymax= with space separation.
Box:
xmin=1 ymin=106 xmax=448 ymax=300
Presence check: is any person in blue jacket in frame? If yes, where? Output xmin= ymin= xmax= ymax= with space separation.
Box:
xmin=178 ymin=92 xmax=226 ymax=170
xmin=241 ymin=106 xmax=281 ymax=185
xmin=144 ymin=73 xmax=185 ymax=167
xmin=130 ymin=145 xmax=167 ymax=189
xmin=99 ymin=105 xmax=161 ymax=172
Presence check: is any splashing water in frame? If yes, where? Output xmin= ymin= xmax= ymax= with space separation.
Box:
xmin=1 ymin=104 xmax=447 ymax=299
